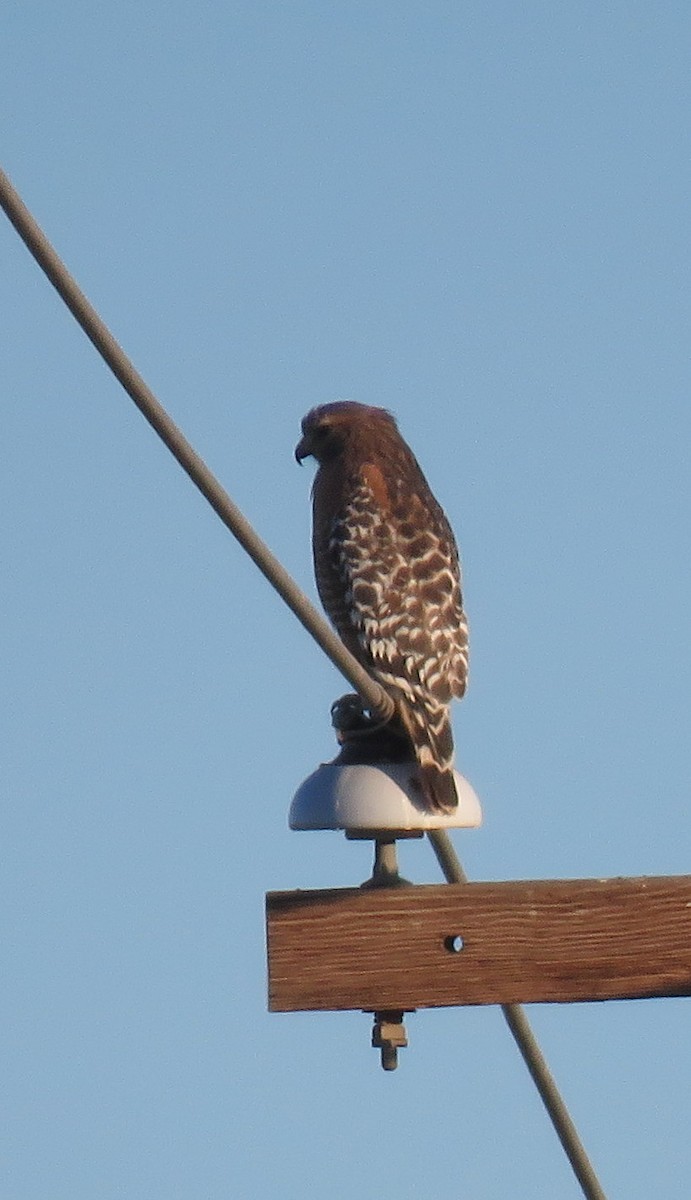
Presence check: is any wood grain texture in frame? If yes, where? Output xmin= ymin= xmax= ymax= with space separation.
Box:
xmin=266 ymin=876 xmax=691 ymax=1011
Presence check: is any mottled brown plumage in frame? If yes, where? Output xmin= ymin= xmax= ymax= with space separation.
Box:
xmin=295 ymin=400 xmax=468 ymax=813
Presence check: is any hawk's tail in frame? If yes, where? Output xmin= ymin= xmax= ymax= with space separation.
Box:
xmin=397 ymin=700 xmax=458 ymax=813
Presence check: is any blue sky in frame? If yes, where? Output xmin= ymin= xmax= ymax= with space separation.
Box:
xmin=2 ymin=3 xmax=690 ymax=1197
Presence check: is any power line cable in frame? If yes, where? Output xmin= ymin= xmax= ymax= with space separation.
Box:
xmin=0 ymin=168 xmax=394 ymax=728
xmin=428 ymin=832 xmax=607 ymax=1200
xmin=0 ymin=164 xmax=607 ymax=1200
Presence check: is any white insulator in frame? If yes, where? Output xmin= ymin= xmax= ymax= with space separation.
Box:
xmin=289 ymin=762 xmax=482 ymax=833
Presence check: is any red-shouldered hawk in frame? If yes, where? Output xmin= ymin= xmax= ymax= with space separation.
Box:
xmin=295 ymin=400 xmax=468 ymax=813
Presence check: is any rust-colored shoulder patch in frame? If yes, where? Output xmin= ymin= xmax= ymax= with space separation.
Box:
xmin=361 ymin=461 xmax=390 ymax=510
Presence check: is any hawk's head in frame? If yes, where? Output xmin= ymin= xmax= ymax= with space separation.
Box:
xmin=295 ymin=401 xmax=397 ymax=465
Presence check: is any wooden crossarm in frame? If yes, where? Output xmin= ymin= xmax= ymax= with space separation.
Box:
xmin=266 ymin=875 xmax=691 ymax=1011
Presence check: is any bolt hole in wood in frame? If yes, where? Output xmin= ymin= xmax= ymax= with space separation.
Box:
xmin=444 ymin=934 xmax=464 ymax=953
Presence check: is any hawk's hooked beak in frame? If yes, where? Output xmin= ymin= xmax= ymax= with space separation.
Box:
xmin=294 ymin=433 xmax=311 ymax=464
